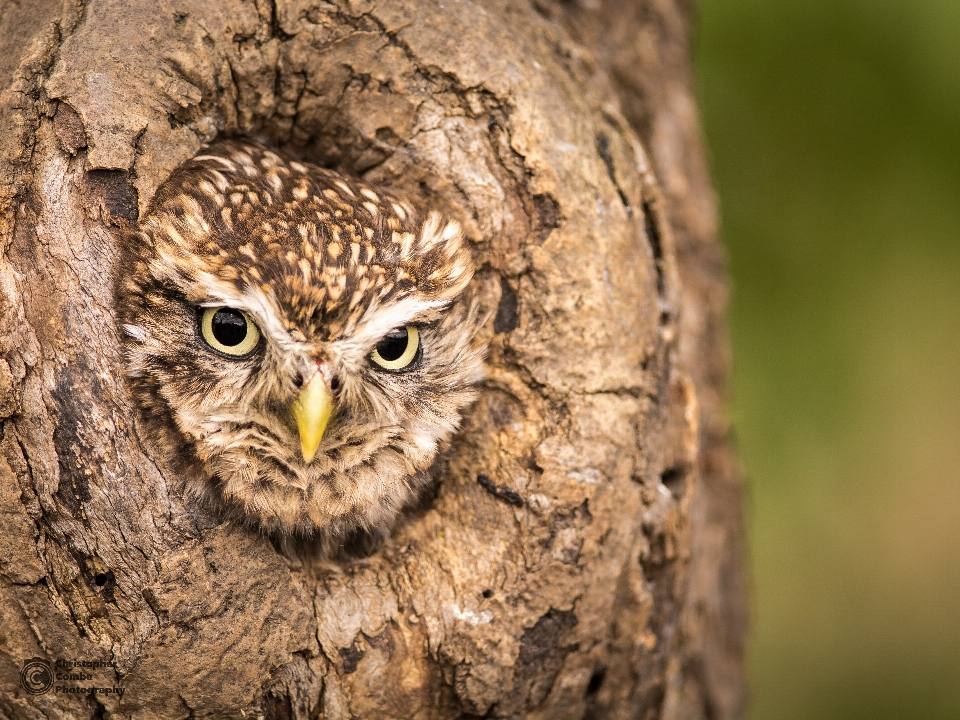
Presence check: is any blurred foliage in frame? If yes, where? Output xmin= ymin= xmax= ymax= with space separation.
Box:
xmin=695 ymin=0 xmax=960 ymax=718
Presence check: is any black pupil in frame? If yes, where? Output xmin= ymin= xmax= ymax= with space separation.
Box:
xmin=211 ymin=308 xmax=248 ymax=347
xmin=376 ymin=328 xmax=409 ymax=361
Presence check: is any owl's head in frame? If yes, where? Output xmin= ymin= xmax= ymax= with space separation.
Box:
xmin=116 ymin=140 xmax=485 ymax=539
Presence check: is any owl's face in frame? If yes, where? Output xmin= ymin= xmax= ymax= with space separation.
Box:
xmin=116 ymin=140 xmax=485 ymax=538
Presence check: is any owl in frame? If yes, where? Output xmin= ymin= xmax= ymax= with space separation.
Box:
xmin=115 ymin=139 xmax=485 ymax=546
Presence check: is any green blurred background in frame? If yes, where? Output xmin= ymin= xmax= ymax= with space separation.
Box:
xmin=695 ymin=0 xmax=960 ymax=718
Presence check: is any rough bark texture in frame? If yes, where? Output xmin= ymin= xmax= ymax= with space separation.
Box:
xmin=0 ymin=1 xmax=745 ymax=718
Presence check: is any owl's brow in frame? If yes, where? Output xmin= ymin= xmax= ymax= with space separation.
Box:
xmin=173 ymin=264 xmax=301 ymax=352
xmin=331 ymin=295 xmax=449 ymax=356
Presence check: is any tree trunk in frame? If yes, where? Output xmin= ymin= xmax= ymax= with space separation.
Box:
xmin=0 ymin=1 xmax=745 ymax=718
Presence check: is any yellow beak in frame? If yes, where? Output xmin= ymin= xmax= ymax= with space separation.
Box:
xmin=291 ymin=374 xmax=334 ymax=464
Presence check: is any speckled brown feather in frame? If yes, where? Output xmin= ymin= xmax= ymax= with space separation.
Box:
xmin=115 ymin=139 xmax=485 ymax=545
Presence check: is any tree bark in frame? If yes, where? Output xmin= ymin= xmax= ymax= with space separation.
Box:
xmin=0 ymin=1 xmax=745 ymax=718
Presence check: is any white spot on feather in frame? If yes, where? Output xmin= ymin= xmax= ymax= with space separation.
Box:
xmin=334 ymin=180 xmax=355 ymax=197
xmin=193 ymin=155 xmax=237 ymax=171
xmin=123 ymin=324 xmax=149 ymax=341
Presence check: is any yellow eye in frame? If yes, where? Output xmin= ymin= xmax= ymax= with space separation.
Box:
xmin=370 ymin=326 xmax=421 ymax=371
xmin=199 ymin=307 xmax=261 ymax=357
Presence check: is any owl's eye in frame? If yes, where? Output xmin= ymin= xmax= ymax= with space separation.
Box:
xmin=199 ymin=307 xmax=261 ymax=357
xmin=370 ymin=326 xmax=421 ymax=371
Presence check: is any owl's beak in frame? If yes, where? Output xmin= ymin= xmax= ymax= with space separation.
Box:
xmin=291 ymin=373 xmax=334 ymax=464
